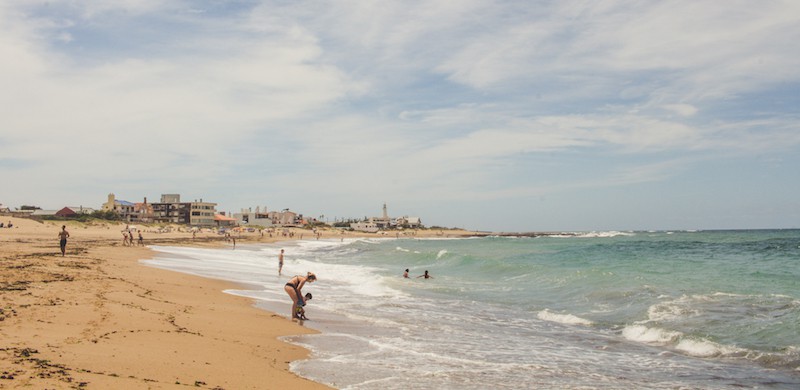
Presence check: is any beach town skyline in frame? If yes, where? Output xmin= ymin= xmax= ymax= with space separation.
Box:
xmin=2 ymin=194 xmax=425 ymax=230
xmin=2 ymin=1 xmax=799 ymax=233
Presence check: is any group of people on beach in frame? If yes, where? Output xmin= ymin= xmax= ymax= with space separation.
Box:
xmin=122 ymin=229 xmax=144 ymax=247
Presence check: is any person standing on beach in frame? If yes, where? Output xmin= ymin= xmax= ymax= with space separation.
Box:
xmin=278 ymin=249 xmax=284 ymax=276
xmin=138 ymin=231 xmax=144 ymax=246
xmin=58 ymin=225 xmax=70 ymax=256
xmin=284 ymin=272 xmax=316 ymax=320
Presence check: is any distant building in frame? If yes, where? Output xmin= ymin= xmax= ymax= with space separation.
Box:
xmin=133 ymin=198 xmax=154 ymax=223
xmin=351 ymin=221 xmax=379 ymax=233
xmin=371 ymin=203 xmax=392 ymax=229
xmin=214 ymin=213 xmax=237 ymax=227
xmin=102 ymin=193 xmax=136 ymax=221
xmin=358 ymin=203 xmax=423 ymax=230
xmin=55 ymin=206 xmax=96 ymax=217
xmin=150 ymin=194 xmax=217 ymax=227
xmin=32 ymin=209 xmax=59 ymax=217
xmin=233 ymin=207 xmax=302 ymax=227
xmin=234 ymin=206 xmax=274 ymax=227
xmin=66 ymin=206 xmax=95 ymax=215
xmin=55 ymin=207 xmax=77 ymax=218
xmin=160 ymin=194 xmax=181 ymax=203
xmin=395 ymin=216 xmax=422 ymax=228
xmin=271 ymin=209 xmax=301 ymax=226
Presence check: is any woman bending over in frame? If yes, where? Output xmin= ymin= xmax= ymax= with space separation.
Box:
xmin=284 ymin=272 xmax=317 ymax=319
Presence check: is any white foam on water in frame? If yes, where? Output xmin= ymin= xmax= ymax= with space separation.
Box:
xmin=622 ymin=325 xmax=681 ymax=345
xmin=537 ymin=309 xmax=594 ymax=326
xmin=140 ymin=236 xmax=800 ymax=389
xmin=647 ymin=298 xmax=700 ymax=322
xmin=623 ymin=324 xmax=748 ymax=360
xmin=676 ymin=338 xmax=743 ymax=358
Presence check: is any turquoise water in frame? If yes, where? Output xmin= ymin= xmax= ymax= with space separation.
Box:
xmin=146 ymin=230 xmax=800 ymax=389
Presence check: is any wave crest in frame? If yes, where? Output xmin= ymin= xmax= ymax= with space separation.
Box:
xmin=537 ymin=309 xmax=593 ymax=326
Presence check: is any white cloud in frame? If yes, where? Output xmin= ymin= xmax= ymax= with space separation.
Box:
xmin=435 ymin=1 xmax=800 ymax=104
xmin=2 ymin=1 xmax=799 ymax=230
xmin=662 ymin=104 xmax=698 ymax=117
xmin=0 ymin=3 xmax=357 ymax=179
xmin=56 ymin=32 xmax=73 ymax=43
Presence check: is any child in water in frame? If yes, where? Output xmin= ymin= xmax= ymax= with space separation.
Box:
xmin=295 ymin=292 xmax=313 ymax=320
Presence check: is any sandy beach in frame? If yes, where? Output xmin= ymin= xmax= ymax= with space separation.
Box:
xmin=0 ymin=216 xmax=478 ymax=389
xmin=0 ymin=216 xmax=328 ymax=389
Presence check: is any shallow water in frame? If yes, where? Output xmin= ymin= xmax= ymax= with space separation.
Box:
xmin=145 ymin=230 xmax=800 ymax=389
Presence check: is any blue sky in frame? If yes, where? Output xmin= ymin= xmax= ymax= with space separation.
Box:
xmin=1 ymin=0 xmax=799 ymax=232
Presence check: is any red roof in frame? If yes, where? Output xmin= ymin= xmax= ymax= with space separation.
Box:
xmin=214 ymin=214 xmax=237 ymax=221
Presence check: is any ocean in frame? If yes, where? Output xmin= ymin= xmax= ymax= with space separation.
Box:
xmin=143 ymin=230 xmax=800 ymax=389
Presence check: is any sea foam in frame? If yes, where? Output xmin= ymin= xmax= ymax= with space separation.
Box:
xmin=676 ymin=338 xmax=742 ymax=358
xmin=621 ymin=325 xmax=681 ymax=345
xmin=537 ymin=309 xmax=593 ymax=326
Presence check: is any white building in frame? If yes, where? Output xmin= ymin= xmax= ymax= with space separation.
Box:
xmin=233 ymin=206 xmax=274 ymax=227
xmin=233 ymin=207 xmax=302 ymax=227
xmin=351 ymin=221 xmax=379 ymax=233
xmin=395 ymin=216 xmax=422 ymax=228
xmin=66 ymin=206 xmax=96 ymax=215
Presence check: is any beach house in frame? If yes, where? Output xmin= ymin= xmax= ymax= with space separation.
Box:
xmin=233 ymin=207 xmax=303 ymax=227
xmin=102 ymin=193 xmax=136 ymax=221
xmin=395 ymin=216 xmax=422 ymax=228
xmin=233 ymin=206 xmax=274 ymax=227
xmin=350 ymin=221 xmax=379 ymax=233
xmin=57 ymin=206 xmax=96 ymax=217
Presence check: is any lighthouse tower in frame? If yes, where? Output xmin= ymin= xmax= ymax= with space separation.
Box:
xmin=383 ymin=203 xmax=388 ymax=219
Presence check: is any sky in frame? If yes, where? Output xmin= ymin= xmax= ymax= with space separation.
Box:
xmin=1 ymin=0 xmax=799 ymax=232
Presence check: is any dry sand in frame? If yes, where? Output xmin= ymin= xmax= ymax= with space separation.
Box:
xmin=0 ymin=216 xmax=480 ymax=389
xmin=0 ymin=217 xmax=330 ymax=389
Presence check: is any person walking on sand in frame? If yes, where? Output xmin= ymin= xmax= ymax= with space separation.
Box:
xmin=278 ymin=249 xmax=285 ymax=276
xmin=138 ymin=231 xmax=144 ymax=246
xmin=58 ymin=225 xmax=70 ymax=256
xmin=417 ymin=270 xmax=433 ymax=279
xmin=284 ymin=272 xmax=316 ymax=320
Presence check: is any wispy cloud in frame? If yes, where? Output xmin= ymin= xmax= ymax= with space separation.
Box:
xmin=2 ymin=1 xmax=799 ymax=230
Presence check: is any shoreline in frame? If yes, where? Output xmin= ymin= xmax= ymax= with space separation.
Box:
xmin=1 ymin=216 xmax=481 ymax=389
